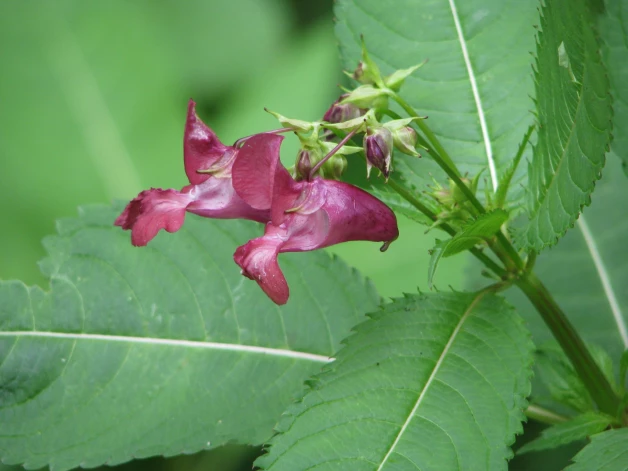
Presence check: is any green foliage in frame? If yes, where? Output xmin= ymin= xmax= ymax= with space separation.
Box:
xmin=256 ymin=292 xmax=534 ymax=471
xmin=428 ymin=210 xmax=508 ymax=288
xmin=566 ymin=428 xmax=628 ymax=470
xmin=621 ymin=350 xmax=628 ymax=393
xmin=0 ymin=204 xmax=380 ymax=471
xmin=442 ymin=210 xmax=508 ymax=256
xmin=335 ymin=0 xmax=538 ymax=214
xmin=518 ymin=412 xmax=613 ymax=454
xmin=521 ymin=0 xmax=612 ymax=250
xmin=599 ymin=0 xmax=628 ymax=174
xmin=535 ymin=346 xmax=596 ymax=413
xmin=510 ymin=157 xmax=628 ymax=362
xmin=534 ymin=343 xmax=619 ymax=414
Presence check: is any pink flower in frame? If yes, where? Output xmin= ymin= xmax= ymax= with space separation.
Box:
xmin=231 ymin=133 xmax=399 ymax=305
xmin=115 ymin=100 xmax=270 ymax=246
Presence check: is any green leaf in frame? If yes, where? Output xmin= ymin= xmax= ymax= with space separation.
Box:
xmin=534 ymin=341 xmax=618 ymax=415
xmin=335 ymin=0 xmax=538 ymax=213
xmin=427 ymin=239 xmax=448 ymax=290
xmin=256 ymin=292 xmax=534 ymax=471
xmin=521 ymin=0 xmax=612 ymax=250
xmin=0 ymin=203 xmax=379 ymax=471
xmin=621 ymin=350 xmax=628 ymax=393
xmin=443 ymin=210 xmax=508 ymax=256
xmin=509 ymin=157 xmax=628 ymax=364
xmin=599 ymin=1 xmax=628 ymax=174
xmin=534 ymin=345 xmax=596 ymax=413
xmin=566 ymin=428 xmax=628 ymax=471
xmin=518 ymin=412 xmax=612 ymax=454
xmin=428 ymin=210 xmax=508 ymax=288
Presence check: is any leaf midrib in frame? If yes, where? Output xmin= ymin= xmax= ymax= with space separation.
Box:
xmin=447 ymin=0 xmax=497 ymax=192
xmin=0 ymin=331 xmax=331 ymax=363
xmin=577 ymin=216 xmax=628 ymax=348
xmin=375 ymin=291 xmax=487 ymax=470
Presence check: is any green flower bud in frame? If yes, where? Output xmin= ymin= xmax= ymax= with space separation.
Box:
xmin=352 ymin=36 xmax=385 ymax=87
xmin=450 ymin=178 xmax=475 ymax=205
xmin=341 ymin=85 xmax=389 ymax=110
xmin=392 ymin=126 xmax=419 ymax=156
xmin=322 ymin=155 xmax=347 ymax=180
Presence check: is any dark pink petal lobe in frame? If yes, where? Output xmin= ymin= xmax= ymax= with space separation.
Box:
xmin=234 ymin=234 xmax=289 ymax=305
xmin=115 ymin=188 xmax=191 ymax=246
xmin=184 ymin=100 xmax=230 ymax=185
xmin=116 ymin=178 xmax=271 ymax=247
xmin=232 ymin=133 xmax=299 ymax=225
xmin=321 ymin=180 xmax=399 ymax=246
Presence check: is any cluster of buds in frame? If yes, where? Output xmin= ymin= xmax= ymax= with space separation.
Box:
xmin=320 ymin=109 xmax=423 ymax=179
xmin=425 ymin=175 xmax=482 ymax=231
xmin=115 ymin=101 xmax=398 ymax=305
xmin=339 ymin=36 xmax=427 ymax=111
xmin=257 ymin=37 xmax=427 ymax=183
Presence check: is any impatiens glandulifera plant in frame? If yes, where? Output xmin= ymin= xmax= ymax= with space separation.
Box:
xmin=2 ymin=0 xmax=628 ymax=470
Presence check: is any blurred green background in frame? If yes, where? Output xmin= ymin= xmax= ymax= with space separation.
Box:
xmin=0 ymin=1 xmax=466 ymax=469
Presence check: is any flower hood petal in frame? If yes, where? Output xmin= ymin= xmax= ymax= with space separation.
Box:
xmin=184 ymin=100 xmax=230 ymax=185
xmin=232 ymin=133 xmax=300 ymax=225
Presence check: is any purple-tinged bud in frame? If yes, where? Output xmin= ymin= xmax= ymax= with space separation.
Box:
xmin=323 ymin=94 xmax=366 ymax=123
xmin=364 ymin=127 xmax=393 ymax=179
xmin=295 ymin=149 xmax=313 ymax=181
xmin=392 ymin=126 xmax=419 ymax=156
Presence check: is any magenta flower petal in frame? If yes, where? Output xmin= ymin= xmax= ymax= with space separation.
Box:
xmin=185 ymin=177 xmax=270 ymax=223
xmin=316 ymin=180 xmax=399 ymax=246
xmin=116 ymin=177 xmax=271 ymax=246
xmin=234 ymin=235 xmax=289 ymax=305
xmin=232 ymin=133 xmax=300 ymax=225
xmin=115 ymin=188 xmax=191 ymax=246
xmin=184 ymin=100 xmax=230 ymax=185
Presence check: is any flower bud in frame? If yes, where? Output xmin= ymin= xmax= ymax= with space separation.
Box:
xmin=341 ymin=85 xmax=389 ymax=110
xmin=295 ymin=149 xmax=312 ymax=181
xmin=351 ymin=36 xmax=385 ymax=87
xmin=364 ymin=127 xmax=393 ymax=178
xmin=322 ymin=155 xmax=347 ymax=180
xmin=323 ymin=94 xmax=366 ymax=123
xmin=451 ymin=177 xmax=474 ymax=205
xmin=392 ymin=126 xmax=419 ymax=156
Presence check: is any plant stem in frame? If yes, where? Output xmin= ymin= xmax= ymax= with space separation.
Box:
xmin=517 ymin=271 xmax=621 ymax=416
xmin=389 ymin=93 xmax=487 ymax=216
xmin=525 ymin=404 xmax=568 ymax=425
xmin=387 ymin=178 xmax=507 ymax=279
xmin=309 ymin=128 xmax=358 ymax=179
xmin=389 ymin=92 xmax=458 ymax=173
xmin=386 ymin=92 xmax=619 ymax=416
xmin=389 ymin=93 xmax=526 ymax=271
